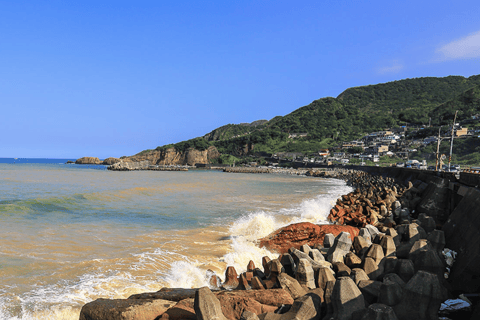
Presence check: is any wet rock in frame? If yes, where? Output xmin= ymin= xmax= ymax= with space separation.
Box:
xmin=238 ymin=273 xmax=252 ymax=290
xmin=79 ymin=298 xmax=177 ymax=320
xmin=258 ymin=222 xmax=358 ymax=254
xmin=223 ymin=266 xmax=239 ymax=290
xmin=251 ymin=276 xmax=266 ymax=290
xmin=262 ymin=256 xmax=271 ymax=277
xmin=128 ymin=288 xmax=198 ymax=301
xmin=247 ymin=260 xmax=256 ymax=272
xmin=163 ymin=298 xmax=196 ymax=320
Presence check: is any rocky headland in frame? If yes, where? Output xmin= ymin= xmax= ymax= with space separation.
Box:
xmin=121 ymin=146 xmax=220 ymax=167
xmin=79 ymin=167 xmax=480 ymax=320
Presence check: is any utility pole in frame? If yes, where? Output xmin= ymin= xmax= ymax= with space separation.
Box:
xmin=435 ymin=128 xmax=441 ymax=171
xmin=448 ymin=110 xmax=458 ymax=172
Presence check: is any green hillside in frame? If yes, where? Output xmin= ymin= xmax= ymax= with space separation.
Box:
xmin=148 ymin=75 xmax=480 ymax=162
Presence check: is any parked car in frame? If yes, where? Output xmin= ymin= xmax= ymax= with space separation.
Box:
xmin=427 ymin=166 xmax=436 ymax=170
xmin=396 ymin=162 xmax=405 ymax=167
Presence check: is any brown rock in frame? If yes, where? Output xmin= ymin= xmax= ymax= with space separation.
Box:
xmin=222 ymin=266 xmax=239 ymax=290
xmin=121 ymin=146 xmax=220 ymax=166
xmin=258 ymin=222 xmax=359 ymax=254
xmin=164 ymin=298 xmax=196 ymax=320
xmin=79 ymin=298 xmax=177 ymax=320
xmin=102 ymin=157 xmax=121 ymax=165
xmin=75 ymin=157 xmax=102 ymax=164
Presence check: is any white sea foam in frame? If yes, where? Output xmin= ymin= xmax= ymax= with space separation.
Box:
xmin=162 ymin=179 xmax=353 ymax=283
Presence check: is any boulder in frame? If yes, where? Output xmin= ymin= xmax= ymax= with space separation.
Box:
xmin=163 ymin=298 xmax=196 ymax=320
xmin=79 ymin=298 xmax=177 ymax=320
xmin=217 ymin=294 xmax=277 ymax=320
xmin=129 ymin=288 xmax=197 ymax=301
xmin=216 ymin=289 xmax=293 ymax=308
xmin=241 ymin=310 xmax=260 ymax=320
xmin=258 ymin=223 xmax=358 ymax=254
xmin=102 ymin=157 xmax=121 ymax=165
xmin=75 ymin=157 xmax=102 ymax=164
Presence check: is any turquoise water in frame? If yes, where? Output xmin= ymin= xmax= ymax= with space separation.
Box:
xmin=0 ymin=162 xmax=351 ymax=319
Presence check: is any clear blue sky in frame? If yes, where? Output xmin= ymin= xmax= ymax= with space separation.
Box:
xmin=1 ymin=1 xmax=479 ymax=158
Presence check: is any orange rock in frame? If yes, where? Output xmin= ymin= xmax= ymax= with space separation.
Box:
xmin=258 ymin=222 xmax=359 ymax=254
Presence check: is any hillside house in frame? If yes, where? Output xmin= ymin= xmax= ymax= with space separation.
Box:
xmin=455 ymin=127 xmax=468 ymax=137
xmin=318 ymin=149 xmax=330 ymax=157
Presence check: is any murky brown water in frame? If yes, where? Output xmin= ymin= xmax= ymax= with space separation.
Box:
xmin=0 ymin=164 xmax=351 ymax=319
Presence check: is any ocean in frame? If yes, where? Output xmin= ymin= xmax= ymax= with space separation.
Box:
xmin=0 ymin=159 xmax=352 ymax=319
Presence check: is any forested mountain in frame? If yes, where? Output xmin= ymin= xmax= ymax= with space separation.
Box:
xmin=145 ymin=75 xmax=480 ymax=159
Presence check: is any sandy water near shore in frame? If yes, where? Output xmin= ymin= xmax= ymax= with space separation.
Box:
xmin=0 ymin=164 xmax=351 ymax=319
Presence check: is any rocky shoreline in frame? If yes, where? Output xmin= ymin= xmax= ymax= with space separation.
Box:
xmin=79 ymin=168 xmax=479 ymax=320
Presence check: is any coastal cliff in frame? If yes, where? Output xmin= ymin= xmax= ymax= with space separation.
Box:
xmin=122 ymin=145 xmax=220 ymax=166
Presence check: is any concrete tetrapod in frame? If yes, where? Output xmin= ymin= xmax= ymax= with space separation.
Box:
xmin=360 ymin=303 xmax=399 ymax=320
xmin=331 ymin=276 xmax=366 ymax=320
xmin=194 ymin=287 xmax=228 ymax=320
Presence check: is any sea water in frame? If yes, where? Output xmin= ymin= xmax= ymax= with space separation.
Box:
xmin=0 ymin=160 xmax=352 ymax=319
